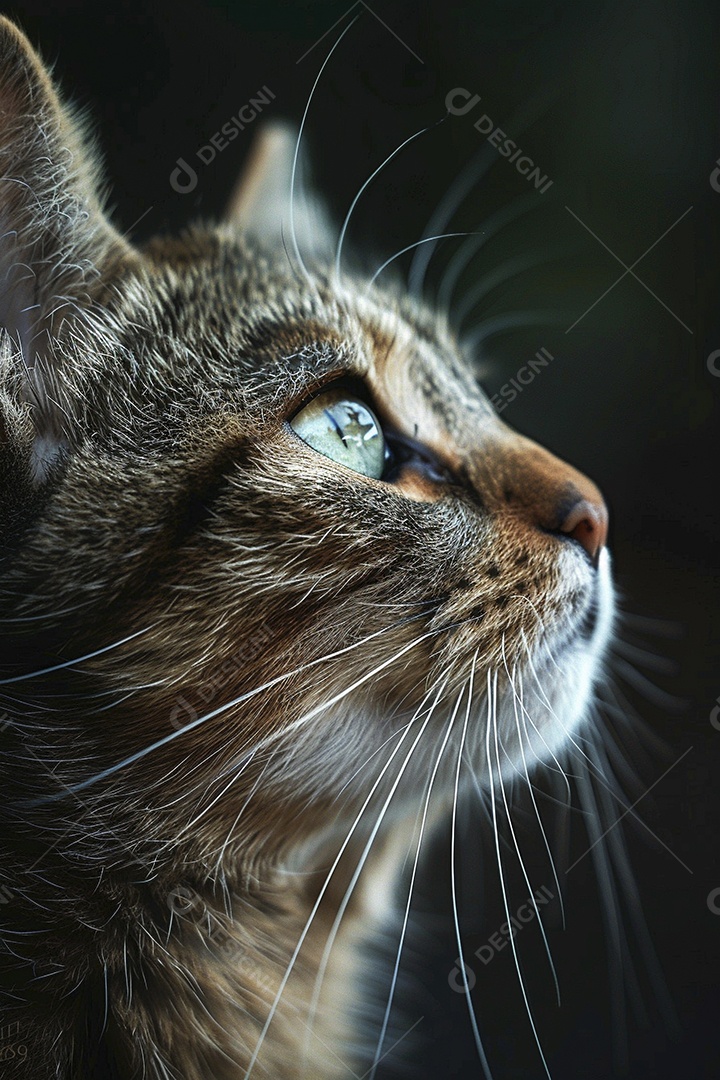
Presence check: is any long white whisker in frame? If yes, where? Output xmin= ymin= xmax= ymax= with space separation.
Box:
xmin=367 ymin=233 xmax=475 ymax=291
xmin=32 ymin=620 xmax=433 ymax=804
xmin=574 ymin=762 xmax=629 ymax=1069
xmin=488 ymin=670 xmax=552 ymax=1079
xmin=463 ymin=309 xmax=563 ymax=351
xmin=408 ymin=88 xmax=556 ymax=296
xmin=209 ymin=754 xmax=270 ymax=875
xmin=512 ymin=632 xmax=574 ymax=797
xmin=503 ymin=637 xmax=568 ymax=912
xmin=301 ymin=677 xmax=451 ymax=1067
xmin=520 ymin=630 xmax=604 ymax=771
xmin=334 ymin=117 xmax=444 ymax=281
xmin=496 ymin=644 xmax=561 ymax=1003
xmin=450 ymin=652 xmax=493 ymax=1079
xmin=582 ymin=728 xmax=678 ymax=1032
xmin=437 ymin=191 xmax=539 ymax=312
xmin=455 ymin=249 xmax=566 ymax=328
xmin=167 ymin=631 xmax=440 ymax=841
xmin=512 ymin=668 xmax=566 ymax=930
xmin=612 ymin=656 xmax=685 ymax=712
xmin=243 ymin=678 xmax=445 ymax=1080
xmin=290 ymin=13 xmax=360 ymax=283
xmin=610 ymin=637 xmax=677 ymax=676
xmin=368 ymin=681 xmax=467 ymax=1078
xmin=334 ymin=722 xmax=410 ymax=800
xmin=407 ymin=144 xmax=497 ymax=296
xmin=0 ymin=626 xmax=153 ymax=685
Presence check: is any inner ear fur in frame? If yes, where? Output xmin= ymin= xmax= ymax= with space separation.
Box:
xmin=0 ymin=17 xmax=136 ymax=484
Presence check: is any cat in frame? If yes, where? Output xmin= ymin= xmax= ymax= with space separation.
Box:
xmin=0 ymin=16 xmax=618 ymax=1080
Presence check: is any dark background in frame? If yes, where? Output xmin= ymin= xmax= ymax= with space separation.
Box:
xmin=5 ymin=1 xmax=718 ymax=1077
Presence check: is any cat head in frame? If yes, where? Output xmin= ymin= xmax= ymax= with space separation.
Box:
xmin=0 ymin=18 xmax=613 ymax=870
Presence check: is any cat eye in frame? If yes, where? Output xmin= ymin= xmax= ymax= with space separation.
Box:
xmin=290 ymin=389 xmax=387 ymax=479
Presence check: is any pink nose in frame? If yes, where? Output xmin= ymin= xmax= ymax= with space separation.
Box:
xmin=559 ymin=497 xmax=609 ymax=563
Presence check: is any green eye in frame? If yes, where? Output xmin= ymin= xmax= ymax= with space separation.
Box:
xmin=290 ymin=389 xmax=386 ymax=479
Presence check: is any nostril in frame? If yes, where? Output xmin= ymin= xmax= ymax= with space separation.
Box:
xmin=559 ymin=498 xmax=609 ymax=564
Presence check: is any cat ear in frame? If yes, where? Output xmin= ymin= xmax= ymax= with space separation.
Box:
xmin=225 ymin=121 xmax=335 ymax=257
xmin=0 ymin=17 xmax=133 ymax=481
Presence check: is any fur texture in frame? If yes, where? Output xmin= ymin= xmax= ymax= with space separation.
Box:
xmin=0 ymin=19 xmax=613 ymax=1079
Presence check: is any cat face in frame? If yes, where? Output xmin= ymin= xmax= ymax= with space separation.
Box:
xmin=0 ymin=20 xmax=613 ymax=862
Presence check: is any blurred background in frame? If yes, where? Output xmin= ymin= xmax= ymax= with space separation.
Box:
xmin=5 ymin=1 xmax=718 ymax=1076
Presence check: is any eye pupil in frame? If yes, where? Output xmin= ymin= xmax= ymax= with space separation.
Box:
xmin=290 ymin=390 xmax=386 ymax=479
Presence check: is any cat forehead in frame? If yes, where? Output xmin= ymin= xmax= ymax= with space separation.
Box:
xmin=129 ymin=228 xmax=493 ymax=448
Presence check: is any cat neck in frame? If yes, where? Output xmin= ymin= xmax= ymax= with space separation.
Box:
xmin=5 ymin=828 xmax=399 ymax=1079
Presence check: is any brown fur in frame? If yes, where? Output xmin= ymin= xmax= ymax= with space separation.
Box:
xmin=0 ymin=19 xmax=612 ymax=1079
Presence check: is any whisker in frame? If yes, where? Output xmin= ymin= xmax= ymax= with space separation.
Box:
xmin=29 ymin=618 xmax=433 ymax=804
xmin=497 ymin=647 xmax=561 ymax=1000
xmin=159 ymin=630 xmax=441 ymax=844
xmin=610 ymin=637 xmax=677 ymax=676
xmin=301 ymin=677 xmax=451 ymax=1068
xmin=450 ymin=652 xmax=493 ymax=1079
xmin=290 ymin=13 xmax=360 ymax=284
xmin=367 ymin=233 xmax=476 ymax=291
xmin=585 ymin=728 xmax=679 ymax=1034
xmin=243 ymin=679 xmax=446 ymax=1080
xmin=513 ymin=633 xmax=576 ymax=796
xmin=612 ymin=656 xmax=685 ymax=712
xmin=334 ymin=114 xmax=446 ymax=281
xmin=0 ymin=626 xmax=153 ymax=685
xmin=408 ymin=144 xmax=497 ymax=297
xmin=455 ymin=248 xmax=568 ymax=330
xmin=487 ymin=670 xmax=552 ymax=1079
xmin=503 ymin=651 xmax=565 ymax=931
xmin=368 ymin=681 xmax=467 ymax=1078
xmin=408 ymin=87 xmax=556 ymax=297
xmin=334 ymin=721 xmax=411 ymax=800
xmin=619 ymin=611 xmax=683 ymax=638
xmin=574 ymin=761 xmax=631 ymax=1070
xmin=523 ymin=668 xmax=612 ymax=785
xmin=437 ymin=191 xmax=540 ymax=313
xmin=209 ymin=756 xmax=272 ymax=876
xmin=463 ymin=309 xmax=564 ymax=351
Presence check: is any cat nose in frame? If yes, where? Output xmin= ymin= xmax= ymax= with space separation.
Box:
xmin=472 ymin=429 xmax=609 ymax=565
xmin=558 ymin=494 xmax=608 ymax=563
xmin=520 ymin=439 xmax=609 ymax=564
